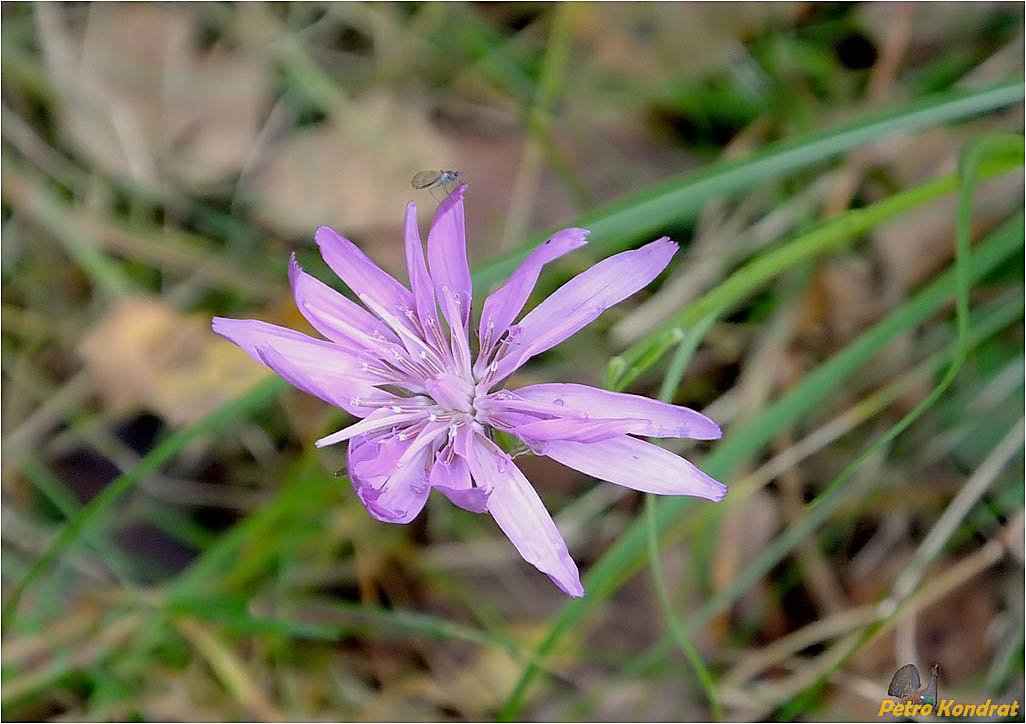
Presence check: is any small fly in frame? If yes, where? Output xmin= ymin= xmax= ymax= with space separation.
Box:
xmin=411 ymin=169 xmax=460 ymax=200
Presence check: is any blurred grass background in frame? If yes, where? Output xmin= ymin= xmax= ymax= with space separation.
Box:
xmin=2 ymin=2 xmax=1024 ymax=721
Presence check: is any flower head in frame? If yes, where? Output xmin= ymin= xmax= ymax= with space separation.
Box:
xmin=213 ymin=185 xmax=725 ymax=596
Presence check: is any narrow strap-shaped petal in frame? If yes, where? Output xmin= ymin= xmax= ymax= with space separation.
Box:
xmin=254 ymin=344 xmax=337 ymax=406
xmin=426 ymin=185 xmax=472 ymax=331
xmin=314 ymin=226 xmax=415 ymax=333
xmin=394 ymin=420 xmax=449 ymax=468
xmin=315 ymin=406 xmax=425 ymax=448
xmin=490 ymin=238 xmax=677 ymax=382
xmin=465 ymin=435 xmax=584 ymax=597
xmin=348 ymin=440 xmax=430 ymax=524
xmin=477 ymin=228 xmax=588 ymax=361
xmin=252 ymin=345 xmax=389 ymax=417
xmin=212 ymin=317 xmax=384 ymax=414
xmin=288 ymin=254 xmax=398 ymax=352
xmin=542 ymin=435 xmax=726 ymax=501
xmin=512 ymin=417 xmax=650 ymax=444
xmin=348 ymin=435 xmax=408 ymax=487
xmin=429 ymin=453 xmax=489 ymax=513
xmin=403 ymin=202 xmax=439 ymax=331
xmin=213 ymin=318 xmax=364 ymax=375
xmin=435 ymin=483 xmax=490 ymax=514
xmin=513 ymin=383 xmax=722 ymax=440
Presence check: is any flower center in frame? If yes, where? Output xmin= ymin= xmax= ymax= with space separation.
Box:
xmin=425 ymin=371 xmax=475 ymax=413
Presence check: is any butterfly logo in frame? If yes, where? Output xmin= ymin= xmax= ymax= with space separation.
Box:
xmin=888 ymin=663 xmax=940 ymax=705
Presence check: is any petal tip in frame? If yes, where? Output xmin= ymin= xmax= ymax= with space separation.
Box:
xmin=313 ymin=226 xmax=341 ymax=246
xmin=697 ymin=475 xmax=728 ymax=502
xmin=648 ymin=235 xmax=679 ymax=254
xmin=550 ymin=572 xmax=585 ymax=598
xmin=210 ymin=316 xmax=233 ymax=336
xmin=694 ymin=421 xmax=723 ymax=440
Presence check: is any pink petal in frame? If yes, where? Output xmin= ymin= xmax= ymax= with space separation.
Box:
xmin=315 ymin=406 xmax=425 ymax=448
xmin=403 ymin=202 xmax=439 ymax=329
xmin=212 ymin=317 xmax=383 ymax=414
xmin=288 ymin=254 xmax=398 ymax=353
xmin=513 ymin=383 xmax=722 ymax=440
xmin=426 ymin=185 xmax=472 ymax=331
xmin=512 ymin=417 xmax=650 ymax=444
xmin=430 ymin=454 xmax=489 ymax=513
xmin=492 ymin=237 xmax=678 ymax=381
xmin=541 ymin=435 xmax=726 ymax=501
xmin=348 ymin=434 xmax=406 ymax=485
xmin=424 ymin=371 xmax=475 ymax=413
xmin=314 ymin=226 xmax=415 ymax=333
xmin=477 ymin=228 xmax=588 ymax=358
xmin=348 ymin=437 xmax=430 ymax=524
xmin=465 ymin=435 xmax=584 ymax=597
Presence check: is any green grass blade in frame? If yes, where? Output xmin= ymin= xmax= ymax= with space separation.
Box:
xmin=1 ymin=377 xmax=286 ymax=631
xmin=646 ymin=310 xmax=724 ymax=719
xmin=499 ymin=213 xmax=1024 ymax=720
xmin=475 ymin=79 xmax=1023 ymax=289
xmin=611 ymin=154 xmax=1021 ymax=390
xmin=775 ymin=132 xmax=1026 ymax=719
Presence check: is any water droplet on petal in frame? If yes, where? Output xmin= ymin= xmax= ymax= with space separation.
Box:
xmin=428 ymin=413 xmax=438 ymax=422
xmin=495 ymin=457 xmax=507 ymax=473
xmin=391 ymin=405 xmax=403 ymax=413
xmin=553 ymin=399 xmax=564 ymax=407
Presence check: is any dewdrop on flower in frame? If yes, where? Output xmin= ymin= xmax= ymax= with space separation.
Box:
xmin=212 ymin=184 xmax=726 ymax=597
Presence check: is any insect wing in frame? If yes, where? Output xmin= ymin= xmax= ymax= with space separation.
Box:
xmin=411 ymin=170 xmax=442 ymax=189
xmin=888 ymin=664 xmax=921 ymax=698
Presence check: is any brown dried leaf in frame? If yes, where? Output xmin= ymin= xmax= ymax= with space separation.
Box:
xmin=38 ymin=4 xmax=270 ymax=191
xmin=247 ymin=90 xmax=453 ymax=237
xmin=79 ymin=297 xmax=270 ymax=426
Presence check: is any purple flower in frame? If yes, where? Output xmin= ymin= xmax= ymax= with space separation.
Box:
xmin=213 ymin=185 xmax=725 ymax=597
